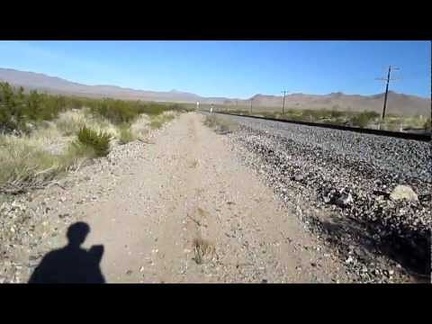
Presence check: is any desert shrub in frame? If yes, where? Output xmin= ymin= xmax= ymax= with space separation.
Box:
xmin=0 ymin=81 xmax=181 ymax=135
xmin=0 ymin=135 xmax=69 ymax=194
xmin=0 ymin=82 xmax=71 ymax=134
xmin=329 ymin=109 xmax=345 ymax=119
xmin=204 ymin=115 xmax=238 ymax=134
xmin=75 ymin=126 xmax=111 ymax=157
xmin=148 ymin=113 xmax=176 ymax=130
xmin=300 ymin=109 xmax=331 ymax=121
xmin=149 ymin=119 xmax=163 ymax=129
xmin=90 ymin=99 xmax=176 ymax=125
xmin=138 ymin=102 xmax=173 ymax=116
xmin=55 ymin=110 xmax=87 ymax=136
xmin=167 ymin=103 xmax=189 ymax=112
xmin=90 ymin=99 xmax=138 ymax=125
xmin=0 ymin=83 xmax=27 ymax=134
xmin=424 ymin=118 xmax=431 ymax=131
xmin=118 ymin=124 xmax=136 ymax=144
xmin=350 ymin=111 xmax=379 ymax=128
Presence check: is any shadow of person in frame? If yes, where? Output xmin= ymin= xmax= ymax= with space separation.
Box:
xmin=28 ymin=222 xmax=106 ymax=283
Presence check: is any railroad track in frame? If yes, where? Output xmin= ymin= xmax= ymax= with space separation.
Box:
xmin=211 ymin=110 xmax=431 ymax=282
xmin=213 ymin=112 xmax=431 ymax=142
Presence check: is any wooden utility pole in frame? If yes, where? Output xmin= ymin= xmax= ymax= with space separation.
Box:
xmin=281 ymin=90 xmax=288 ymax=114
xmin=376 ymin=66 xmax=399 ymax=126
xmin=250 ymin=98 xmax=253 ymax=114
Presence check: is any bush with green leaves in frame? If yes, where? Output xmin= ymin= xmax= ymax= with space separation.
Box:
xmin=118 ymin=124 xmax=136 ymax=144
xmin=90 ymin=99 xmax=137 ymax=125
xmin=0 ymin=81 xmax=184 ymax=135
xmin=74 ymin=126 xmax=112 ymax=157
xmin=350 ymin=111 xmax=380 ymax=128
xmin=424 ymin=118 xmax=431 ymax=131
xmin=0 ymin=83 xmax=27 ymax=133
xmin=138 ymin=102 xmax=172 ymax=116
xmin=89 ymin=99 xmax=180 ymax=125
xmin=148 ymin=113 xmax=176 ymax=129
xmin=329 ymin=109 xmax=345 ymax=119
xmin=299 ymin=109 xmax=319 ymax=121
xmin=0 ymin=82 xmax=73 ymax=134
xmin=176 ymin=104 xmax=194 ymax=112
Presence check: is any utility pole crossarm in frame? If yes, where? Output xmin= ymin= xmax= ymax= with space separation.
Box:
xmin=375 ymin=77 xmax=399 ymax=81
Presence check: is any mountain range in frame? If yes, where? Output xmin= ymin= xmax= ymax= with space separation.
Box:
xmin=0 ymin=68 xmax=430 ymax=116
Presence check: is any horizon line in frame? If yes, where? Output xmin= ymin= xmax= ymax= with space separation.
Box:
xmin=0 ymin=66 xmax=430 ymax=100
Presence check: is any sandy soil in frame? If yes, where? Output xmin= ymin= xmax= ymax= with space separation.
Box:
xmin=11 ymin=113 xmax=350 ymax=283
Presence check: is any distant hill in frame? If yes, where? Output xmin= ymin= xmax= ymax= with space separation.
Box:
xmin=0 ymin=68 xmax=430 ymax=116
xmin=246 ymin=92 xmax=431 ymax=116
xmin=0 ymin=68 xmax=203 ymax=103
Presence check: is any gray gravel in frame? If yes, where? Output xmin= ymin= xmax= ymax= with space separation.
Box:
xmin=214 ymin=113 xmax=431 ymax=283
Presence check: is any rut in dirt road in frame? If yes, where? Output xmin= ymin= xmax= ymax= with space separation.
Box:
xmin=22 ymin=112 xmax=349 ymax=283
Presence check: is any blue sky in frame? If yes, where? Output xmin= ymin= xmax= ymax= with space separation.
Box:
xmin=0 ymin=41 xmax=430 ymax=98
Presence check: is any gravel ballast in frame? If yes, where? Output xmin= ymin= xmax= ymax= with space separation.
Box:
xmin=215 ymin=113 xmax=431 ymax=283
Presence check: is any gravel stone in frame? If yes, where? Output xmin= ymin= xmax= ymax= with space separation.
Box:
xmin=219 ymin=113 xmax=431 ymax=283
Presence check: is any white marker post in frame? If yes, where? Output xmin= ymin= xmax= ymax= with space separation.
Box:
xmin=196 ymin=101 xmax=200 ymax=110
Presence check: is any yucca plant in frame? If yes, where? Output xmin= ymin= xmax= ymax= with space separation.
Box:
xmin=75 ymin=126 xmax=112 ymax=157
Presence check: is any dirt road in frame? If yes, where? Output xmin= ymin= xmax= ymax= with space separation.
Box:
xmin=18 ymin=112 xmax=349 ymax=283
